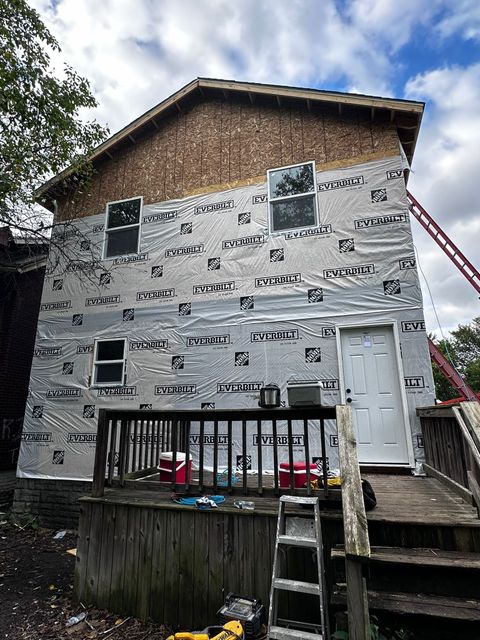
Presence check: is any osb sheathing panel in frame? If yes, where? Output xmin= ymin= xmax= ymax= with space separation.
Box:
xmin=56 ymin=97 xmax=400 ymax=221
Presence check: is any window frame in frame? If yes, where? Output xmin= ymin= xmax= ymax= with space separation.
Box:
xmin=91 ymin=337 xmax=127 ymax=388
xmin=267 ymin=160 xmax=319 ymax=235
xmin=103 ymin=196 xmax=143 ymax=260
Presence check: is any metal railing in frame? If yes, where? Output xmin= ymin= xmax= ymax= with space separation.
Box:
xmin=91 ymin=407 xmax=337 ymax=498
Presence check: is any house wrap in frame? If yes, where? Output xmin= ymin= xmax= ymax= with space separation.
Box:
xmin=18 ymin=79 xmax=434 ymax=480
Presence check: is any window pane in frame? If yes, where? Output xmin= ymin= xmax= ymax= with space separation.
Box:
xmin=271 ymin=196 xmax=316 ymax=231
xmin=269 ymin=164 xmax=314 ymax=198
xmin=105 ymin=227 xmax=139 ymax=257
xmin=95 ymin=362 xmax=124 ymax=384
xmin=97 ymin=340 xmax=125 ymax=361
xmin=107 ymin=199 xmax=141 ymax=229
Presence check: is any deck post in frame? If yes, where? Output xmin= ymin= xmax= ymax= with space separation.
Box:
xmin=336 ymin=404 xmax=370 ymax=640
xmin=92 ymin=409 xmax=109 ymax=497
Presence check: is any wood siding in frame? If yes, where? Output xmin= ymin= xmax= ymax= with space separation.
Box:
xmin=58 ymin=97 xmax=399 ymax=221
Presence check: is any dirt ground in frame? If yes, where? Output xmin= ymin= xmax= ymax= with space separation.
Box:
xmin=0 ymin=519 xmax=170 ymax=640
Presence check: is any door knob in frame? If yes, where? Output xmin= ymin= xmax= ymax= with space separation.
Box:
xmin=346 ymin=397 xmax=353 ymax=403
xmin=346 ymin=388 xmax=351 ymax=393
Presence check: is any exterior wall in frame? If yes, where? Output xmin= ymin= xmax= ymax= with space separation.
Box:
xmin=13 ymin=477 xmax=91 ymax=528
xmin=18 ymin=155 xmax=435 ymax=481
xmin=0 ymin=268 xmax=45 ymax=470
xmin=58 ymin=96 xmax=399 ymax=221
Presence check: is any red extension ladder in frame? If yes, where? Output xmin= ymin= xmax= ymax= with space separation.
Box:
xmin=406 ymin=191 xmax=480 ymax=402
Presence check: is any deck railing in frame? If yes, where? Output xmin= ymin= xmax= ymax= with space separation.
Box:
xmin=91 ymin=406 xmax=336 ymax=498
xmin=418 ymin=402 xmax=480 ymax=511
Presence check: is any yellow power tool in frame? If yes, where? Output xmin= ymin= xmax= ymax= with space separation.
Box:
xmin=167 ymin=620 xmax=244 ymax=640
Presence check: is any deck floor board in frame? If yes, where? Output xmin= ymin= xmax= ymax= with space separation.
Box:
xmin=82 ymin=473 xmax=480 ymax=528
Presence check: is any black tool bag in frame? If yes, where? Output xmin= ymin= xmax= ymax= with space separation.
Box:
xmin=362 ymin=478 xmax=377 ymax=511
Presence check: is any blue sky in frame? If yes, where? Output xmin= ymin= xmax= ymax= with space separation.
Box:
xmin=30 ymin=0 xmax=480 ymax=334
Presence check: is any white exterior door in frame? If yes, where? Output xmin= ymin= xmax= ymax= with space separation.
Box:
xmin=340 ymin=326 xmax=408 ymax=464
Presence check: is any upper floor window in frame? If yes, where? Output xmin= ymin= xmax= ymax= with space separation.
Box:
xmin=104 ymin=197 xmax=142 ymax=258
xmin=92 ymin=338 xmax=126 ymax=386
xmin=267 ymin=161 xmax=318 ymax=233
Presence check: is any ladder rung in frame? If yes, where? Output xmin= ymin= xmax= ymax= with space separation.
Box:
xmin=278 ymin=534 xmax=317 ymax=548
xmin=268 ymin=625 xmax=323 ymax=639
xmin=280 ymin=495 xmax=318 ymax=505
xmin=273 ymin=578 xmax=321 ymax=595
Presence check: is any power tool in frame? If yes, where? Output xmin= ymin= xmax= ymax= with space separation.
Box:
xmin=166 ymin=620 xmax=244 ymax=640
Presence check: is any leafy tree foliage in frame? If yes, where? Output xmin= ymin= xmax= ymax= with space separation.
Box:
xmin=430 ymin=317 xmax=480 ymax=400
xmin=0 ymin=0 xmax=108 ymax=240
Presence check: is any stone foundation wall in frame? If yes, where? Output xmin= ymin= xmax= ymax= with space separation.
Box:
xmin=13 ymin=478 xmax=91 ymax=529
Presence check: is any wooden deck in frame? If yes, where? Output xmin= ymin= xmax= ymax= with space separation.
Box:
xmin=74 ymin=472 xmax=480 ymax=631
xmin=95 ymin=473 xmax=480 ymax=528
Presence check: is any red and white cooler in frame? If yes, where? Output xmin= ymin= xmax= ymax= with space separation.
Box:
xmin=279 ymin=461 xmax=319 ymax=488
xmin=158 ymin=452 xmax=192 ymax=483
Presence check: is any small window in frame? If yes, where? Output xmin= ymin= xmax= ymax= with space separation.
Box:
xmin=267 ymin=162 xmax=318 ymax=233
xmin=104 ymin=197 xmax=142 ymax=258
xmin=92 ymin=338 xmax=126 ymax=386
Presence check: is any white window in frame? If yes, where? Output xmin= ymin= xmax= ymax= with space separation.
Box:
xmin=104 ymin=197 xmax=142 ymax=258
xmin=92 ymin=338 xmax=126 ymax=386
xmin=267 ymin=161 xmax=318 ymax=233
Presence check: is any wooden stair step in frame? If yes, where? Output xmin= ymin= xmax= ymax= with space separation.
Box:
xmin=332 ymin=588 xmax=480 ymax=621
xmin=331 ymin=546 xmax=480 ymax=570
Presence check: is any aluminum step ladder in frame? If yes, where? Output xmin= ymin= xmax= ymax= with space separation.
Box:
xmin=268 ymin=495 xmax=329 ymax=640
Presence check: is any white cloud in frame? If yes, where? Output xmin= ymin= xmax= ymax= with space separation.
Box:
xmin=407 ymin=64 xmax=480 ymax=333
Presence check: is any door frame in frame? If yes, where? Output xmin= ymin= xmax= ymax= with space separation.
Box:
xmin=335 ymin=320 xmax=415 ymax=468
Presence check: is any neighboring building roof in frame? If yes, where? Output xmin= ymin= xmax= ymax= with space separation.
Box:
xmin=36 ymin=77 xmax=424 ymax=203
xmin=0 ymin=227 xmax=48 ymax=273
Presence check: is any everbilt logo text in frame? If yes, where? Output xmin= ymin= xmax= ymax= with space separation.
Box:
xmin=194 ymin=200 xmax=234 ymax=215
xmin=401 ymin=321 xmax=425 ymax=332
xmin=251 ymin=194 xmax=267 ymax=204
xmin=165 ymin=245 xmax=204 ymax=258
xmin=285 ymin=225 xmax=331 ymax=240
xmin=112 ymin=253 xmax=148 ymax=265
xmin=155 ymin=385 xmax=197 ymax=394
xmin=399 ymin=258 xmax=416 ymax=270
xmin=34 ymin=347 xmax=62 ymax=357
xmin=189 ymin=434 xmax=229 ymax=445
xmin=77 ymin=344 xmax=93 ymax=354
xmin=386 ymin=170 xmax=403 ymax=180
xmin=253 ymin=434 xmax=305 ymax=446
xmin=405 ymin=376 xmax=425 ymax=388
xmin=67 ymin=433 xmax=97 ymax=443
xmin=222 ymin=235 xmax=264 ymax=249
xmin=46 ymin=389 xmax=82 ymax=398
xmin=22 ymin=432 xmax=52 ymax=442
xmin=129 ymin=340 xmax=168 ymax=350
xmin=355 ymin=214 xmax=407 ymax=229
xmin=40 ymin=300 xmax=71 ymax=311
xmin=251 ymin=330 xmax=298 ymax=342
xmin=217 ymin=382 xmax=263 ymax=393
xmin=187 ymin=335 xmax=230 ymax=346
xmin=85 ymin=295 xmax=120 ymax=306
xmin=318 ymin=176 xmax=364 ymax=191
xmin=255 ymin=273 xmax=301 ymax=287
xmin=193 ymin=281 xmax=235 ymax=294
xmin=136 ymin=289 xmax=175 ymax=301
xmin=143 ymin=211 xmax=177 ymax=223
xmin=324 ymin=264 xmax=375 ymax=278
xmin=97 ymin=387 xmax=137 ymax=396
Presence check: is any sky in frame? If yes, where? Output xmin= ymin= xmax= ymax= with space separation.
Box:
xmin=29 ymin=0 xmax=480 ymax=336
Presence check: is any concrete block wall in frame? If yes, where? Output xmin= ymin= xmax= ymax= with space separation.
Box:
xmin=13 ymin=478 xmax=91 ymax=529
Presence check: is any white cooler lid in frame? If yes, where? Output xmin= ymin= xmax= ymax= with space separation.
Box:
xmin=159 ymin=451 xmax=190 ymax=462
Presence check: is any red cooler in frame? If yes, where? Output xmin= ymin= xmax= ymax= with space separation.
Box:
xmin=279 ymin=461 xmax=319 ymax=488
xmin=158 ymin=452 xmax=192 ymax=483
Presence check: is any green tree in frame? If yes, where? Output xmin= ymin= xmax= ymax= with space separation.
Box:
xmin=0 ymin=0 xmax=108 ymax=241
xmin=430 ymin=317 xmax=480 ymax=400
